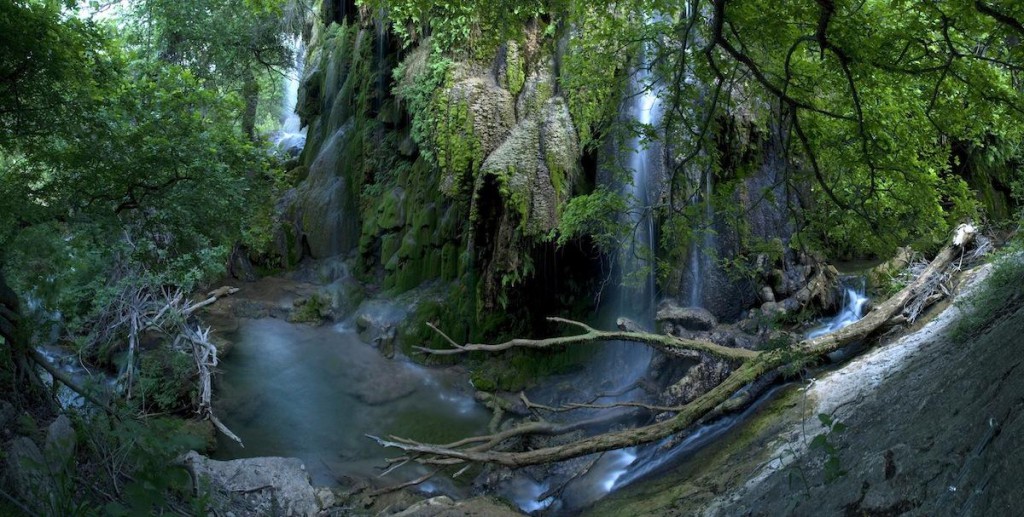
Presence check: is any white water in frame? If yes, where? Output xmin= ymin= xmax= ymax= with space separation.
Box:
xmin=807 ymin=280 xmax=869 ymax=339
xmin=274 ymin=34 xmax=307 ymax=155
xmin=618 ymin=48 xmax=662 ymax=321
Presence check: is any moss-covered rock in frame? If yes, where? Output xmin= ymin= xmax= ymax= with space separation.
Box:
xmin=376 ymin=188 xmax=405 ymax=231
xmin=516 ymin=58 xmax=555 ymax=120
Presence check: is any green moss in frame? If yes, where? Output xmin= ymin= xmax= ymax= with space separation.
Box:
xmin=289 ymin=294 xmax=331 ymax=324
xmin=441 ymin=243 xmax=460 ymax=281
xmin=434 ymin=95 xmax=482 ymax=196
xmin=380 ymin=234 xmax=401 ymax=264
xmin=397 ymin=231 xmax=421 ymax=260
xmin=505 ymin=41 xmax=525 ymax=97
xmin=395 ymin=259 xmax=424 ymax=292
xmin=377 ymin=189 xmax=404 ymax=230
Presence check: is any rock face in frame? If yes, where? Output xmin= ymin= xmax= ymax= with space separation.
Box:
xmin=181 ymin=451 xmax=322 ymax=517
xmin=664 ymin=353 xmax=732 ymax=405
xmin=656 ymin=301 xmax=718 ymax=331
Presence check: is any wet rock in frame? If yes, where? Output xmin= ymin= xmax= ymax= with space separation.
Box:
xmin=656 ymin=302 xmax=718 ymax=331
xmin=209 ymin=334 xmax=234 ymax=359
xmin=181 ymin=451 xmax=321 ymax=516
xmin=616 ymin=317 xmax=645 ymax=333
xmin=393 ymin=495 xmax=523 ymax=517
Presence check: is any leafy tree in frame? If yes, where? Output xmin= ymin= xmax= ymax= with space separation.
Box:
xmin=126 ymin=0 xmax=299 ymax=139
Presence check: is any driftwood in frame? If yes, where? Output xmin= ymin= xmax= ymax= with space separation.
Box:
xmin=371 ymin=225 xmax=978 ymax=468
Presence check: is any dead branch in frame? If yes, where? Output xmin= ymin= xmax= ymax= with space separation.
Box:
xmin=417 ymin=316 xmax=758 ymax=362
xmin=374 ymin=225 xmax=978 ymax=468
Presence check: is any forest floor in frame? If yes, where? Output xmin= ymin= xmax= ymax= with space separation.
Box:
xmin=590 ymin=262 xmax=1024 ymax=516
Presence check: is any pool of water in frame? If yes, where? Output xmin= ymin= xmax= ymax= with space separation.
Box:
xmin=212 ymin=318 xmax=491 ymax=488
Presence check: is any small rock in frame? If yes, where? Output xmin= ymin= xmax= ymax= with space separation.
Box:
xmin=315 ymin=487 xmax=336 ymax=509
xmin=616 ymin=317 xmax=644 ymax=333
xmin=760 ymin=286 xmax=776 ymax=303
xmin=393 ymin=495 xmax=524 ymax=517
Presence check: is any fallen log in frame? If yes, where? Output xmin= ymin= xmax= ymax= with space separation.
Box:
xmin=374 ymin=225 xmax=977 ymax=468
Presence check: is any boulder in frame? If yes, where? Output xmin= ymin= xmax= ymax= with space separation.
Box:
xmin=44 ymin=415 xmax=76 ymax=471
xmin=180 ymin=451 xmax=321 ymax=516
xmin=5 ymin=437 xmax=50 ymax=507
xmin=616 ymin=317 xmax=645 ymax=333
xmin=656 ymin=302 xmax=718 ymax=331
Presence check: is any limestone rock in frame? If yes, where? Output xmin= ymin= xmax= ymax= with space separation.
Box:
xmin=656 ymin=301 xmax=718 ymax=331
xmin=181 ymin=451 xmax=321 ymax=517
xmin=616 ymin=317 xmax=645 ymax=333
xmin=437 ymin=71 xmax=517 ymax=196
xmin=516 ymin=60 xmax=555 ymax=120
xmin=293 ymin=119 xmax=360 ymax=259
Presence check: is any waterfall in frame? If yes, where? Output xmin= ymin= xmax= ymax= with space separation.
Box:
xmin=807 ymin=278 xmax=869 ymax=339
xmin=274 ymin=34 xmax=307 ymax=155
xmin=568 ymin=36 xmax=665 ymax=510
xmin=687 ymin=166 xmax=715 ymax=308
xmin=618 ymin=51 xmax=661 ymax=323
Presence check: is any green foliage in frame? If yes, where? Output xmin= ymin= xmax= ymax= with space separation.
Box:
xmin=137 ymin=346 xmax=198 ymax=414
xmin=810 ymin=412 xmax=848 ymax=484
xmin=550 ymin=186 xmax=629 ymax=252
xmin=358 ymin=0 xmax=546 ymax=56
xmin=82 ymin=412 xmax=207 ymax=515
xmin=394 ymin=48 xmax=453 ymax=167
xmin=951 ymin=246 xmax=1024 ymax=343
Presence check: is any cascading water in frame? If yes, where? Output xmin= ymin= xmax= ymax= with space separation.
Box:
xmin=687 ymin=169 xmax=715 ymax=307
xmin=618 ymin=54 xmax=661 ymax=323
xmin=807 ymin=278 xmax=869 ymax=339
xmin=274 ymin=34 xmax=307 ymax=156
xmin=514 ymin=35 xmax=667 ymax=515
